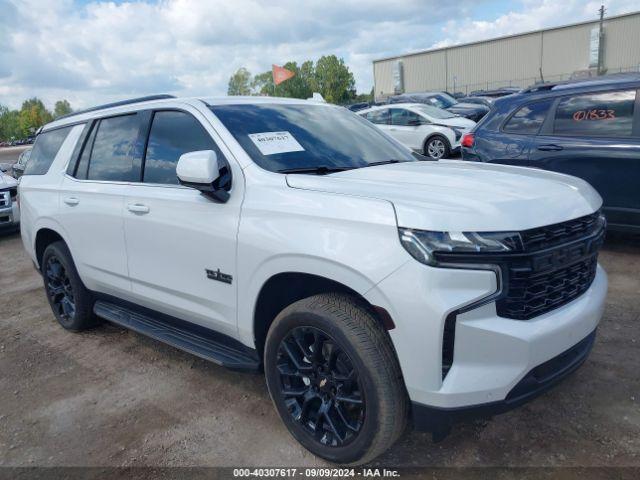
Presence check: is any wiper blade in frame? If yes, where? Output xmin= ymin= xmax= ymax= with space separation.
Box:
xmin=278 ymin=166 xmax=355 ymax=175
xmin=363 ymin=159 xmax=403 ymax=167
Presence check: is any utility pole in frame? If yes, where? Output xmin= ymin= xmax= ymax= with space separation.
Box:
xmin=597 ymin=4 xmax=606 ymax=76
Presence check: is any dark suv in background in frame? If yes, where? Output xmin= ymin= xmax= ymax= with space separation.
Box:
xmin=461 ymin=74 xmax=640 ymax=232
xmin=388 ymin=91 xmax=490 ymax=121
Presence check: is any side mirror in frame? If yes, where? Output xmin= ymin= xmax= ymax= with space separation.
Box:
xmin=177 ymin=150 xmax=231 ymax=203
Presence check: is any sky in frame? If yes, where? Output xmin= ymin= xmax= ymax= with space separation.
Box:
xmin=0 ymin=0 xmax=638 ymax=110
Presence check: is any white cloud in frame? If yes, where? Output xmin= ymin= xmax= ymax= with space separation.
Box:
xmin=0 ymin=0 xmax=638 ymax=110
xmin=432 ymin=0 xmax=639 ymax=49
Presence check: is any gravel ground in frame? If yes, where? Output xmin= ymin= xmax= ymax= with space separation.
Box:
xmin=0 ymin=148 xmax=638 ymax=471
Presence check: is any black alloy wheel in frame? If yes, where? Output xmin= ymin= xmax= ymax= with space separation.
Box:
xmin=276 ymin=326 xmax=365 ymax=447
xmin=45 ymin=255 xmax=76 ymax=324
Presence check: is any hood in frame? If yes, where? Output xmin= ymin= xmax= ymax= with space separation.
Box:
xmin=0 ymin=172 xmax=18 ymax=188
xmin=433 ymin=117 xmax=475 ymax=129
xmin=285 ymin=160 xmax=602 ymax=232
xmin=447 ymin=103 xmax=489 ymax=115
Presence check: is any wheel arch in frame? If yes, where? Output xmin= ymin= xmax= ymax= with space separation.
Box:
xmin=252 ymin=272 xmax=395 ymax=358
xmin=34 ymin=226 xmax=68 ymax=270
xmin=423 ymin=132 xmax=452 ymax=156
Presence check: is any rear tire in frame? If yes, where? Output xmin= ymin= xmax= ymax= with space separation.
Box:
xmin=41 ymin=241 xmax=100 ymax=331
xmin=264 ymin=293 xmax=408 ymax=465
xmin=424 ymin=135 xmax=450 ymax=159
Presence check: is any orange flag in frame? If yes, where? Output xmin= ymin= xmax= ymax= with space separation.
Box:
xmin=272 ymin=65 xmax=295 ymax=85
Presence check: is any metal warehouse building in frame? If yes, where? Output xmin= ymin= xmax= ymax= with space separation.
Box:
xmin=373 ymin=11 xmax=640 ymax=100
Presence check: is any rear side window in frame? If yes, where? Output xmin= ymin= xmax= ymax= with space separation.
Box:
xmin=553 ymin=90 xmax=636 ymax=137
xmin=143 ymin=111 xmax=218 ymax=185
xmin=365 ymin=109 xmax=390 ymax=125
xmin=24 ymin=127 xmax=73 ymax=175
xmin=503 ymin=100 xmax=553 ymax=135
xmin=87 ymin=114 xmax=142 ymax=181
xmin=72 ymin=123 xmax=98 ymax=179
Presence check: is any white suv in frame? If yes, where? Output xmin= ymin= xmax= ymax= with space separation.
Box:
xmin=19 ymin=95 xmax=607 ymax=464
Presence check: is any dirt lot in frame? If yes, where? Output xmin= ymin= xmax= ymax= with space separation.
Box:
xmin=0 ymin=154 xmax=639 ymax=470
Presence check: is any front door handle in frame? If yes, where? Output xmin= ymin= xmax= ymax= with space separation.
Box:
xmin=537 ymin=144 xmax=563 ymax=152
xmin=127 ymin=203 xmax=150 ymax=214
xmin=63 ymin=197 xmax=79 ymax=206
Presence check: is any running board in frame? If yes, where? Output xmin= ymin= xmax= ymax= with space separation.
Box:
xmin=93 ymin=300 xmax=260 ymax=371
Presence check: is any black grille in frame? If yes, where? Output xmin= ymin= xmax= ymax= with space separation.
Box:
xmin=496 ymin=213 xmax=605 ymax=320
xmin=436 ymin=211 xmax=605 ymax=321
xmin=497 ymin=249 xmax=600 ymax=320
xmin=520 ymin=210 xmax=602 ymax=251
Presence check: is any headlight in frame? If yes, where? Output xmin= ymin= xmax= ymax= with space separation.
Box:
xmin=451 ymin=127 xmax=463 ymax=141
xmin=399 ymin=228 xmax=522 ymax=266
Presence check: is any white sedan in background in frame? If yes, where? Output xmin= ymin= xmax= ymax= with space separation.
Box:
xmin=358 ymin=103 xmax=475 ymax=159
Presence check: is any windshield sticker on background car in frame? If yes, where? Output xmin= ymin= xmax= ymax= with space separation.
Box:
xmin=248 ymin=131 xmax=305 ymax=155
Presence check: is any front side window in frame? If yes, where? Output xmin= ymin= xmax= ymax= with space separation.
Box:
xmin=390 ymin=109 xmax=423 ymax=126
xmin=553 ymin=90 xmax=636 ymax=137
xmin=211 ymin=104 xmax=414 ymax=173
xmin=87 ymin=114 xmax=141 ymax=181
xmin=143 ymin=111 xmax=218 ymax=185
xmin=503 ymin=100 xmax=553 ymax=135
xmin=24 ymin=126 xmax=73 ymax=175
xmin=365 ymin=109 xmax=390 ymax=125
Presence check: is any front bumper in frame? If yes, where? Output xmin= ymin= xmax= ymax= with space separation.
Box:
xmin=412 ymin=328 xmax=596 ymax=434
xmin=0 ymin=203 xmax=20 ymax=231
xmin=364 ymin=259 xmax=607 ymax=409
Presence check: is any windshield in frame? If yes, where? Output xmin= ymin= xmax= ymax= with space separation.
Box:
xmin=426 ymin=93 xmax=457 ymax=109
xmin=210 ymin=104 xmax=415 ymax=173
xmin=413 ymin=105 xmax=456 ymax=119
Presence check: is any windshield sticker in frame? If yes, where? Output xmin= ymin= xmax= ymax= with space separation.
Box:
xmin=248 ymin=131 xmax=305 ymax=155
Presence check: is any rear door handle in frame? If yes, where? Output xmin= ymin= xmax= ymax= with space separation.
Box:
xmin=127 ymin=203 xmax=150 ymax=214
xmin=537 ymin=144 xmax=563 ymax=151
xmin=63 ymin=197 xmax=79 ymax=206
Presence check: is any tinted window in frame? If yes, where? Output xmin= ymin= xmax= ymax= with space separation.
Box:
xmin=503 ymin=100 xmax=553 ymax=134
xmin=365 ymin=109 xmax=390 ymax=125
xmin=553 ymin=90 xmax=636 ymax=137
xmin=24 ymin=127 xmax=73 ymax=175
xmin=87 ymin=114 xmax=141 ymax=181
xmin=69 ymin=123 xmax=96 ymax=179
xmin=144 ymin=111 xmax=217 ymax=185
xmin=211 ymin=104 xmax=414 ymax=173
xmin=390 ymin=109 xmax=424 ymax=126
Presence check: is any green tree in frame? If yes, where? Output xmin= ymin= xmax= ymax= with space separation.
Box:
xmin=272 ymin=61 xmax=313 ymax=99
xmin=251 ymin=70 xmax=275 ymax=96
xmin=314 ymin=55 xmax=356 ymax=104
xmin=18 ymin=98 xmax=52 ymax=137
xmin=227 ymin=67 xmax=252 ymax=96
xmin=53 ymin=99 xmax=72 ymax=118
xmin=238 ymin=56 xmax=357 ymax=104
xmin=0 ymin=105 xmax=22 ymax=141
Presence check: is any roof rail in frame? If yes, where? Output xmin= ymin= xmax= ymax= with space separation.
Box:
xmin=56 ymin=94 xmax=177 ymax=121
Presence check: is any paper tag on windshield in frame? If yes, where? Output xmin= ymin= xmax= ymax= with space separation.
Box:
xmin=248 ymin=131 xmax=305 ymax=155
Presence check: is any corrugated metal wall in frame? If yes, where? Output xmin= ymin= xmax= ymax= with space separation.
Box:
xmin=373 ymin=12 xmax=640 ymax=100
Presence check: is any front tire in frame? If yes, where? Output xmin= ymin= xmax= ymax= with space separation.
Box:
xmin=42 ymin=241 xmax=100 ymax=331
xmin=424 ymin=135 xmax=450 ymax=159
xmin=264 ymin=293 xmax=408 ymax=464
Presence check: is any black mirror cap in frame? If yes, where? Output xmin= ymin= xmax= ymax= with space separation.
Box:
xmin=178 ymin=165 xmax=232 ymax=203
